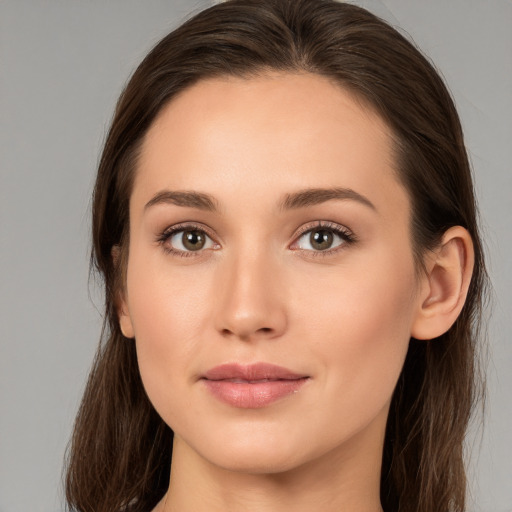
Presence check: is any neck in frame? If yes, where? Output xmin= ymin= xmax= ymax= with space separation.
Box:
xmin=159 ymin=418 xmax=386 ymax=512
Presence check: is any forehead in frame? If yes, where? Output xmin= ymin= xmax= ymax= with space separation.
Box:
xmin=133 ymin=72 xmax=407 ymax=221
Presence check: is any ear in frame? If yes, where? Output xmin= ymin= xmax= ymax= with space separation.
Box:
xmin=411 ymin=226 xmax=474 ymax=340
xmin=111 ymin=245 xmax=135 ymax=339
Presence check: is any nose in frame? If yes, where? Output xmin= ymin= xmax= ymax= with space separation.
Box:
xmin=214 ymin=248 xmax=288 ymax=342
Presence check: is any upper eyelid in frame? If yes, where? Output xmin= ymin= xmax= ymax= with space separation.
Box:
xmin=161 ymin=221 xmax=217 ymax=239
xmin=293 ymin=221 xmax=354 ymax=239
xmin=161 ymin=220 xmax=351 ymax=237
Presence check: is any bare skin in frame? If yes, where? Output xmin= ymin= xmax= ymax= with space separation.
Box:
xmin=118 ymin=73 xmax=474 ymax=512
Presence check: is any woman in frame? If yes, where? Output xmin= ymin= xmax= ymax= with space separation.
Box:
xmin=65 ymin=1 xmax=488 ymax=511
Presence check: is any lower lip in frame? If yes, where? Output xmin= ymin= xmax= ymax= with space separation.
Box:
xmin=202 ymin=378 xmax=309 ymax=408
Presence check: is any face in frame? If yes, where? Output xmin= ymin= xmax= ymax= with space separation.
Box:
xmin=120 ymin=73 xmax=423 ymax=474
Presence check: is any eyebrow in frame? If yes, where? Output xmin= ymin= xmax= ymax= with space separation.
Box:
xmin=144 ymin=190 xmax=219 ymax=212
xmin=144 ymin=187 xmax=376 ymax=213
xmin=279 ymin=187 xmax=376 ymax=212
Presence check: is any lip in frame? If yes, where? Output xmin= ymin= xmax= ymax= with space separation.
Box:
xmin=201 ymin=363 xmax=310 ymax=409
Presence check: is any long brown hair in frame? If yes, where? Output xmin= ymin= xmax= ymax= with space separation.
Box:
xmin=65 ymin=1 xmax=488 ymax=511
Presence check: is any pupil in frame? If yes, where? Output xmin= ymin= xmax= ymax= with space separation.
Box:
xmin=183 ymin=230 xmax=205 ymax=251
xmin=311 ymin=230 xmax=333 ymax=250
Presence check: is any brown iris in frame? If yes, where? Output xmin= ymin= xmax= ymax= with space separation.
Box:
xmin=182 ymin=230 xmax=206 ymax=251
xmin=310 ymin=229 xmax=334 ymax=250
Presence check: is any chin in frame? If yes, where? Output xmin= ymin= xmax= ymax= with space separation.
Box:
xmin=208 ymin=446 xmax=307 ymax=475
xmin=179 ymin=420 xmax=341 ymax=477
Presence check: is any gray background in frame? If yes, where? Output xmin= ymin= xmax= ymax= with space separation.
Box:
xmin=0 ymin=1 xmax=510 ymax=511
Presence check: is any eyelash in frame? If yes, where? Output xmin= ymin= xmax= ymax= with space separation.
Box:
xmin=156 ymin=221 xmax=356 ymax=259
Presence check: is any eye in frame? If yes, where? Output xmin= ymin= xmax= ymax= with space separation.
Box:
xmin=170 ymin=229 xmax=215 ymax=251
xmin=158 ymin=224 xmax=218 ymax=257
xmin=292 ymin=222 xmax=355 ymax=253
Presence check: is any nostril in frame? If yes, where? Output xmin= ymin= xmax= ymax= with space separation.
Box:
xmin=220 ymin=326 xmax=274 ymax=340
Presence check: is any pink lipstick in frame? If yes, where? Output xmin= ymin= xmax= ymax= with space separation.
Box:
xmin=201 ymin=363 xmax=309 ymax=408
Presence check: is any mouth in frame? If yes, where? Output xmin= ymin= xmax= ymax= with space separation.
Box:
xmin=201 ymin=363 xmax=310 ymax=409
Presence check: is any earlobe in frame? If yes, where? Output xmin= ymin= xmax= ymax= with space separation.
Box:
xmin=119 ymin=306 xmax=135 ymax=339
xmin=411 ymin=226 xmax=474 ymax=340
xmin=111 ymin=245 xmax=135 ymax=339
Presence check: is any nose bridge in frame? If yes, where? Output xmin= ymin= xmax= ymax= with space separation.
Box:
xmin=214 ymin=242 xmax=287 ymax=341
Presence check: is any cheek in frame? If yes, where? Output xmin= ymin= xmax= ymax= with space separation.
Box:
xmin=293 ymin=249 xmax=417 ymax=416
xmin=125 ymin=254 xmax=213 ymax=417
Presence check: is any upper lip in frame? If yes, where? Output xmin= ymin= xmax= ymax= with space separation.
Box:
xmin=202 ymin=363 xmax=308 ymax=381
